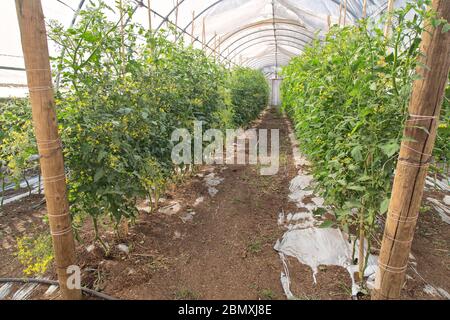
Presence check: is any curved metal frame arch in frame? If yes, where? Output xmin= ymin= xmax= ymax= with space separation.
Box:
xmin=245 ymin=56 xmax=292 ymax=69
xmin=161 ymin=0 xmax=362 ymax=34
xmin=215 ymin=27 xmax=312 ymax=59
xmin=223 ymin=36 xmax=305 ymax=62
xmin=228 ymin=40 xmax=303 ymax=64
xmin=255 ymin=61 xmax=289 ymax=71
xmin=134 ymin=0 xmax=237 ymax=67
xmin=227 ymin=40 xmax=304 ymax=65
xmin=243 ymin=51 xmax=296 ymax=66
xmin=243 ymin=52 xmax=293 ymax=67
xmin=207 ymin=18 xmax=314 ymax=48
xmin=217 ymin=34 xmax=307 ymax=61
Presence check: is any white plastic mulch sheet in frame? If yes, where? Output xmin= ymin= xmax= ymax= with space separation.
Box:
xmin=275 ymin=121 xmax=377 ymax=299
xmin=425 ymin=176 xmax=450 ymax=225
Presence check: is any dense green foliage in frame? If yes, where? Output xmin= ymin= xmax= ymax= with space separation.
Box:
xmin=0 ymin=1 xmax=268 ymax=241
xmin=0 ymin=98 xmax=37 ymax=194
xmin=229 ymin=68 xmax=270 ymax=126
xmin=281 ymin=0 xmax=448 ymax=248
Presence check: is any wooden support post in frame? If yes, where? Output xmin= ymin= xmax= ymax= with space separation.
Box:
xmin=343 ymin=0 xmax=348 ymax=26
xmin=339 ymin=2 xmax=343 ymax=26
xmin=147 ymin=0 xmax=152 ymax=31
xmin=373 ymin=0 xmax=450 ymax=300
xmin=363 ymin=0 xmax=367 ymax=18
xmin=327 ymin=14 xmax=331 ymax=30
xmin=384 ymin=0 xmax=395 ymax=38
xmin=15 ymin=0 xmax=81 ymax=300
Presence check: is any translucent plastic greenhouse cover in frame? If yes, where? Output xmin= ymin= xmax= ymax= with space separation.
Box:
xmin=0 ymin=0 xmax=407 ymax=97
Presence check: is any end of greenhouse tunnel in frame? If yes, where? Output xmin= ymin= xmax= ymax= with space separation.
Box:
xmin=0 ymin=0 xmax=408 ymax=98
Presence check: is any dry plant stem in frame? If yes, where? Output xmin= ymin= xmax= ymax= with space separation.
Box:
xmin=15 ymin=0 xmax=81 ymax=299
xmin=359 ymin=210 xmax=365 ymax=282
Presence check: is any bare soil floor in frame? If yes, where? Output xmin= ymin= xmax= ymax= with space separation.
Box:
xmin=0 ymin=108 xmax=448 ymax=300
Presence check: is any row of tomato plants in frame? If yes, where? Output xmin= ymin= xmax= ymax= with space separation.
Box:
xmin=281 ymin=0 xmax=449 ymax=274
xmin=0 ymin=1 xmax=269 ymax=244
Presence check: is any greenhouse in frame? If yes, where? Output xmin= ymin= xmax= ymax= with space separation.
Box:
xmin=0 ymin=0 xmax=449 ymax=304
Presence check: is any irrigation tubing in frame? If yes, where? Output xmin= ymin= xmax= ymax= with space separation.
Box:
xmin=0 ymin=278 xmax=118 ymax=300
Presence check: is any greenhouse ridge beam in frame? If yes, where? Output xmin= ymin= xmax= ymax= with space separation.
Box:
xmin=271 ymin=0 xmax=279 ymax=75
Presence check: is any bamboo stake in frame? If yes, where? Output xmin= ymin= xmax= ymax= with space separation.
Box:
xmin=119 ymin=0 xmax=126 ymax=76
xmin=384 ymin=0 xmax=395 ymax=38
xmin=202 ymin=17 xmax=206 ymax=50
xmin=191 ymin=11 xmax=196 ymax=45
xmin=213 ymin=32 xmax=218 ymax=61
xmin=327 ymin=14 xmax=331 ymax=30
xmin=175 ymin=0 xmax=179 ymax=26
xmin=15 ymin=0 xmax=81 ymax=300
xmin=343 ymin=0 xmax=348 ymax=26
xmin=147 ymin=0 xmax=152 ymax=31
xmin=339 ymin=2 xmax=343 ymax=26
xmin=373 ymin=0 xmax=450 ymax=300
xmin=363 ymin=0 xmax=367 ymax=18
xmin=217 ymin=36 xmax=221 ymax=62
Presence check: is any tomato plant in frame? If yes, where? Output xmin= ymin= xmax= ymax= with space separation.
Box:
xmin=45 ymin=0 xmax=268 ymax=247
xmin=281 ymin=0 xmax=446 ymax=276
xmin=0 ymin=98 xmax=38 ymax=202
xmin=229 ymin=68 xmax=270 ymax=126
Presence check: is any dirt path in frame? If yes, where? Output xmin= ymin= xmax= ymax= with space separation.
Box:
xmin=93 ymin=108 xmax=296 ymax=299
xmin=1 ymin=108 xmax=448 ymax=300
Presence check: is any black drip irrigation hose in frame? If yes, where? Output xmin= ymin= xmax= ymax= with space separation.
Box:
xmin=0 ymin=278 xmax=118 ymax=300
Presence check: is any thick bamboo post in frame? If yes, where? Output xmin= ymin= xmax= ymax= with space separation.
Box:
xmin=363 ymin=0 xmax=367 ymax=18
xmin=384 ymin=0 xmax=395 ymax=37
xmin=147 ymin=0 xmax=152 ymax=30
xmin=15 ymin=0 xmax=81 ymax=300
xmin=373 ymin=0 xmax=450 ymax=300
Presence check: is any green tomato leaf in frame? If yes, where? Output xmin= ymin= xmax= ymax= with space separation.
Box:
xmin=380 ymin=198 xmax=390 ymax=214
xmin=380 ymin=142 xmax=400 ymax=157
xmin=319 ymin=220 xmax=335 ymax=229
